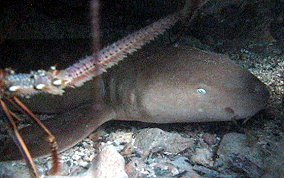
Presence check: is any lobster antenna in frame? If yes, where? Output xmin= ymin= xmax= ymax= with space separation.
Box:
xmin=91 ymin=0 xmax=101 ymax=57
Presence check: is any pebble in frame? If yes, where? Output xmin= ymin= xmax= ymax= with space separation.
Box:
xmin=191 ymin=148 xmax=213 ymax=167
xmin=133 ymin=128 xmax=194 ymax=156
xmin=88 ymin=144 xmax=128 ymax=178
xmin=202 ymin=133 xmax=218 ymax=145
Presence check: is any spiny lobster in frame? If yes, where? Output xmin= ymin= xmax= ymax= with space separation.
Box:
xmin=0 ymin=0 xmax=202 ymax=177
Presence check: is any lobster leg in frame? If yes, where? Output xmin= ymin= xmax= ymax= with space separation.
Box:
xmin=0 ymin=104 xmax=114 ymax=161
xmin=11 ymin=97 xmax=60 ymax=174
xmin=0 ymin=99 xmax=40 ymax=178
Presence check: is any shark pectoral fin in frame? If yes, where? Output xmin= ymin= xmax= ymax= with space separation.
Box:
xmin=0 ymin=103 xmax=114 ymax=161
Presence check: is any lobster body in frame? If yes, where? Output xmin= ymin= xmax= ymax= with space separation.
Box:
xmin=0 ymin=70 xmax=8 ymax=99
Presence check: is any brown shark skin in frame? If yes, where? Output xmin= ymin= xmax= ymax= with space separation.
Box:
xmin=0 ymin=76 xmax=114 ymax=160
xmin=0 ymin=46 xmax=269 ymax=161
xmin=107 ymin=46 xmax=269 ymax=123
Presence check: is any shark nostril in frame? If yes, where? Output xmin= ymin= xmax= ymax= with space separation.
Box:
xmin=225 ymin=107 xmax=235 ymax=114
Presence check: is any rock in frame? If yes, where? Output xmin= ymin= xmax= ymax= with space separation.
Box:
xmin=88 ymin=145 xmax=128 ymax=178
xmin=120 ymin=144 xmax=135 ymax=156
xmin=125 ymin=158 xmax=153 ymax=177
xmin=261 ymin=141 xmax=284 ymax=177
xmin=171 ymin=156 xmax=201 ymax=178
xmin=216 ymin=133 xmax=265 ymax=177
xmin=0 ymin=161 xmax=34 ymax=178
xmin=46 ymin=145 xmax=127 ymax=178
xmin=133 ymin=128 xmax=194 ymax=156
xmin=191 ymin=148 xmax=213 ymax=166
xmin=217 ymin=133 xmax=263 ymax=165
xmin=202 ymin=133 xmax=218 ymax=145
xmin=106 ymin=131 xmax=134 ymax=151
xmin=0 ymin=164 xmax=30 ymax=178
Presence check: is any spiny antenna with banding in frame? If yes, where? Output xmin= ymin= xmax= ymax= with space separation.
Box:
xmin=55 ymin=0 xmax=205 ymax=87
xmin=4 ymin=0 xmax=207 ymax=97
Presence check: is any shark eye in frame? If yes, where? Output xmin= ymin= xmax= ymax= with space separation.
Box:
xmin=197 ymin=88 xmax=207 ymax=94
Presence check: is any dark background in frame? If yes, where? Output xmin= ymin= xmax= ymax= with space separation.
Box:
xmin=0 ymin=0 xmax=283 ymax=70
